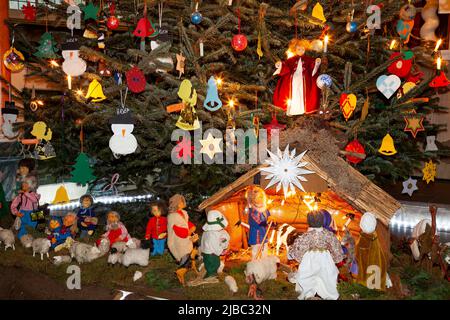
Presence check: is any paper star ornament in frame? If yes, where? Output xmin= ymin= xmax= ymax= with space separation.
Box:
xmin=402 ymin=177 xmax=418 ymax=197
xmin=200 ymin=133 xmax=222 ymax=159
xmin=422 ymin=160 xmax=437 ymax=184
xmin=82 ymin=2 xmax=99 ymax=21
xmin=260 ymin=146 xmax=314 ymax=198
xmin=404 ymin=110 xmax=425 ymax=138
xmin=22 ymin=1 xmax=36 ymax=21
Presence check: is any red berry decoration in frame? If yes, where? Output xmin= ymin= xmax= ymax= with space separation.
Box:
xmin=126 ymin=66 xmax=146 ymax=93
xmin=231 ymin=34 xmax=248 ymax=52
xmin=345 ymin=140 xmax=366 ymax=164
xmin=107 ymin=16 xmax=119 ymax=30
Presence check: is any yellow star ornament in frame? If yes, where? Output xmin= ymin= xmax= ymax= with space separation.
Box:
xmin=422 ymin=160 xmax=437 ymax=184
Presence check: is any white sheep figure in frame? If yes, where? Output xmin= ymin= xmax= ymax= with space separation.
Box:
xmin=0 ymin=227 xmax=15 ymax=251
xmin=70 ymin=238 xmax=110 ymax=264
xmin=224 ymin=275 xmax=238 ymax=294
xmin=53 ymin=255 xmax=72 ymax=266
xmin=127 ymin=238 xmax=141 ymax=249
xmin=20 ymin=234 xmax=33 ymax=249
xmin=32 ymin=238 xmax=51 ymax=260
xmin=244 ymin=255 xmax=280 ymax=284
xmin=107 ymin=248 xmax=123 ymax=266
xmin=111 ymin=241 xmax=128 ymax=253
xmin=120 ymin=248 xmax=150 ymax=267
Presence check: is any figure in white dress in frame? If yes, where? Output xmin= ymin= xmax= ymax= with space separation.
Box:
xmin=109 ymin=107 xmax=138 ymax=157
xmin=288 ymin=210 xmax=344 ymax=300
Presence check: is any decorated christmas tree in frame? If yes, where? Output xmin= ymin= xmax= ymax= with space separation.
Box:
xmin=4 ymin=0 xmax=449 ymax=203
xmin=70 ymin=152 xmax=96 ymax=186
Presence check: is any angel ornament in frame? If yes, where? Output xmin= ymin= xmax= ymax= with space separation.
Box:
xmin=273 ymin=39 xmax=321 ymax=116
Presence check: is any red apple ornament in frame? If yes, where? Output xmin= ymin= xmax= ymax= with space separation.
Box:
xmin=345 ymin=140 xmax=366 ymax=164
xmin=107 ymin=16 xmax=119 ymax=30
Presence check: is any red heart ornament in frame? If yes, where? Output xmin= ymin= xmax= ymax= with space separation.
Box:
xmin=126 ymin=66 xmax=146 ymax=93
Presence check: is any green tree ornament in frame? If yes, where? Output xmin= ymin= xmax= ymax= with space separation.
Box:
xmin=70 ymin=152 xmax=96 ymax=186
xmin=34 ymin=32 xmax=59 ymax=59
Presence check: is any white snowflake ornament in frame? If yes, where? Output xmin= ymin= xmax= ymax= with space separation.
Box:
xmin=402 ymin=177 xmax=418 ymax=197
xmin=260 ymin=146 xmax=314 ymax=198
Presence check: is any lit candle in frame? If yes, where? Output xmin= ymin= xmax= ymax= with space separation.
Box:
xmin=324 ymin=35 xmax=329 ymax=53
xmin=67 ymin=75 xmax=72 ymax=90
xmin=434 ymin=39 xmax=443 ymax=52
xmin=49 ymin=60 xmax=59 ymax=67
xmin=215 ymin=77 xmax=223 ymax=87
xmin=228 ymin=99 xmax=235 ymax=109
xmin=437 ymin=57 xmax=442 ymax=70
xmin=389 ymin=39 xmax=396 ymax=50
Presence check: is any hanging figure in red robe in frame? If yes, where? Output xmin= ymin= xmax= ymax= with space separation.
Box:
xmin=273 ymin=39 xmax=321 ymax=116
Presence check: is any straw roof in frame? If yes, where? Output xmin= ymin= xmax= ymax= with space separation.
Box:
xmin=198 ymin=152 xmax=401 ymax=226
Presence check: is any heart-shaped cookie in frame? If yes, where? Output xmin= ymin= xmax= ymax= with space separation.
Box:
xmin=376 ymin=74 xmax=401 ymax=99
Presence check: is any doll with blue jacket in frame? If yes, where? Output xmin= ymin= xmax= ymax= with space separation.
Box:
xmin=76 ymin=194 xmax=97 ymax=238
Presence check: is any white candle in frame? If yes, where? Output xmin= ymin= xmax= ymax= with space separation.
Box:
xmin=389 ymin=39 xmax=396 ymax=50
xmin=434 ymin=39 xmax=443 ymax=52
xmin=437 ymin=57 xmax=442 ymax=70
xmin=324 ymin=35 xmax=329 ymax=53
xmin=199 ymin=40 xmax=204 ymax=57
xmin=67 ymin=75 xmax=72 ymax=90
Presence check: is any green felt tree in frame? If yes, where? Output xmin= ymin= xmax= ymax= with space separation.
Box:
xmin=33 ymin=32 xmax=59 ymax=59
xmin=70 ymin=152 xmax=96 ymax=186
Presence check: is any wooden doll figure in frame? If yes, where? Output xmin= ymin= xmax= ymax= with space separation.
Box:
xmin=273 ymin=38 xmax=321 ymax=116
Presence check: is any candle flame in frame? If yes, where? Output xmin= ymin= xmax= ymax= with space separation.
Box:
xmin=228 ymin=99 xmax=235 ymax=108
xmin=49 ymin=60 xmax=59 ymax=67
xmin=215 ymin=77 xmax=223 ymax=87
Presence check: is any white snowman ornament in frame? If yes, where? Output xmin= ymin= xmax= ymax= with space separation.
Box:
xmin=109 ymin=107 xmax=138 ymax=158
xmin=62 ymin=36 xmax=86 ymax=77
xmin=1 ymin=101 xmax=19 ymax=139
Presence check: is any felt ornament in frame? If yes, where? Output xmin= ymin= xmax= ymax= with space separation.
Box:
xmin=1 ymin=101 xmax=19 ymax=139
xmin=21 ymin=1 xmax=36 ymax=21
xmin=34 ymin=32 xmax=60 ymax=59
xmin=174 ymin=137 xmax=194 ymax=162
xmin=387 ymin=51 xmax=413 ymax=78
xmin=425 ymin=135 xmax=438 ymax=152
xmin=345 ymin=140 xmax=366 ymax=164
xmin=378 ymin=133 xmax=397 ymax=156
xmin=61 ymin=37 xmax=86 ymax=77
xmin=311 ymin=2 xmax=326 ymax=23
xmin=52 ymin=186 xmax=70 ymax=204
xmin=176 ymin=53 xmax=186 ymax=78
xmin=366 ymin=4 xmax=381 ymax=30
xmin=339 ymin=93 xmax=357 ymax=121
xmin=429 ymin=71 xmax=450 ymax=88
xmin=84 ymin=79 xmax=107 ymax=102
xmin=67 ymin=5 xmax=82 ymax=30
xmin=404 ymin=110 xmax=425 ymax=138
xmin=126 ymin=66 xmax=146 ymax=93
xmin=82 ymin=1 xmax=99 ymax=21
xmin=70 ymin=152 xmax=96 ymax=186
xmin=402 ymin=177 xmax=418 ymax=197
xmin=31 ymin=121 xmax=56 ymax=160
xmin=397 ymin=81 xmax=416 ymax=98
xmin=376 ymin=74 xmax=401 ymax=99
xmin=176 ymin=80 xmax=200 ymax=131
xmin=263 ymin=114 xmax=286 ymax=140
xmin=133 ymin=17 xmax=158 ymax=38
xmin=3 ymin=47 xmax=25 ymax=72
xmin=422 ymin=160 xmax=437 ymax=184
xmin=203 ymin=76 xmax=222 ymax=112
xmin=397 ymin=4 xmax=416 ymax=43
xmin=109 ymin=107 xmax=138 ymax=156
xmin=98 ymin=59 xmax=112 ymax=77
xmin=199 ymin=133 xmax=223 ymax=159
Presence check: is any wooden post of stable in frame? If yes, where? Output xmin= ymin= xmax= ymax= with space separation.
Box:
xmin=0 ymin=1 xmax=11 ymax=113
